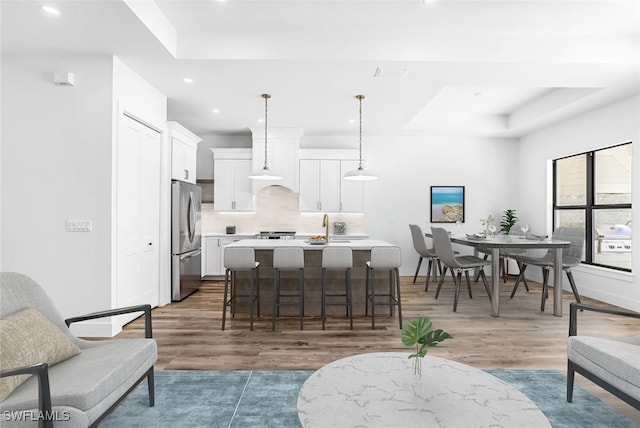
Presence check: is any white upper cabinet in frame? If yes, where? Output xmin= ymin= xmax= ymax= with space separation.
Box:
xmin=250 ymin=128 xmax=302 ymax=194
xmin=168 ymin=121 xmax=202 ymax=184
xmin=299 ymin=159 xmax=341 ymax=212
xmin=299 ymin=150 xmax=366 ymax=213
xmin=212 ymin=149 xmax=254 ymax=211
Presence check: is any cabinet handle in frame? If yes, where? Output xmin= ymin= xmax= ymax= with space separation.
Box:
xmin=184 ymin=169 xmax=189 ymax=180
xmin=317 ymin=202 xmax=321 ymax=210
xmin=232 ymin=201 xmax=236 ymax=210
xmin=340 ymin=201 xmax=343 ymax=211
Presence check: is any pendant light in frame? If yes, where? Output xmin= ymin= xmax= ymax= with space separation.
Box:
xmin=249 ymin=93 xmax=282 ymax=180
xmin=344 ymin=94 xmax=378 ymax=181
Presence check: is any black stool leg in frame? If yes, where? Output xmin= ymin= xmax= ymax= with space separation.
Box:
xmin=395 ymin=267 xmax=402 ymax=329
xmin=370 ymin=268 xmax=376 ymax=330
xmin=299 ymin=269 xmax=305 ymax=330
xmin=365 ymin=266 xmax=370 ymax=316
xmin=222 ymin=269 xmax=230 ymax=331
xmin=272 ymin=268 xmax=279 ymax=331
xmin=321 ymin=268 xmax=327 ymax=330
xmin=347 ymin=268 xmax=353 ymax=330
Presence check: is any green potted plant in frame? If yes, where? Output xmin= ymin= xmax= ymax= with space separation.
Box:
xmin=401 ymin=317 xmax=453 ymax=376
xmin=500 ymin=209 xmax=518 ymax=234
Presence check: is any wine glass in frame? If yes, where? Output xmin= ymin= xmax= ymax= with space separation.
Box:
xmin=520 ymin=223 xmax=529 ymax=236
xmin=456 ymin=220 xmax=462 ymax=234
xmin=488 ymin=224 xmax=496 ymax=236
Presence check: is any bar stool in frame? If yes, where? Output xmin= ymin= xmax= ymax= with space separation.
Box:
xmin=365 ymin=246 xmax=403 ymax=329
xmin=321 ymin=246 xmax=353 ymax=330
xmin=272 ymin=247 xmax=305 ymax=331
xmin=221 ymin=247 xmax=260 ymax=331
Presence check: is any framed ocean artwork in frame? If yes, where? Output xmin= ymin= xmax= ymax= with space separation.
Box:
xmin=430 ymin=186 xmax=465 ymax=223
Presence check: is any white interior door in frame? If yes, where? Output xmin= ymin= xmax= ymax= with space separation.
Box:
xmin=117 ymin=114 xmax=161 ymax=310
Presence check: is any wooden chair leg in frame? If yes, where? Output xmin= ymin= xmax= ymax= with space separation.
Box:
xmin=464 ymin=270 xmax=473 ymax=298
xmin=425 ymin=259 xmax=433 ymax=292
xmin=540 ymin=268 xmax=550 ymax=312
xmin=453 ymin=271 xmax=462 ymax=312
xmin=510 ymin=263 xmax=528 ymax=298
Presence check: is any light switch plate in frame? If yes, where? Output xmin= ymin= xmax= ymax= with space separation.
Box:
xmin=66 ymin=220 xmax=92 ymax=232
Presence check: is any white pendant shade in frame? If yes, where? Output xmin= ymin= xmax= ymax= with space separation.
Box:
xmin=248 ymin=166 xmax=283 ymax=180
xmin=344 ymin=165 xmax=378 ymax=181
xmin=344 ymin=94 xmax=378 ymax=181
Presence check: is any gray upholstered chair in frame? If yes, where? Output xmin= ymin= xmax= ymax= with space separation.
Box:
xmin=0 ymin=272 xmax=156 ymax=428
xmin=567 ymin=302 xmax=640 ymax=410
xmin=510 ymin=227 xmax=584 ymax=311
xmin=409 ymin=224 xmax=441 ymax=291
xmin=431 ymin=227 xmax=492 ymax=312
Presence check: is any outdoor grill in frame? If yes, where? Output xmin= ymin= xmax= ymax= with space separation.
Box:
xmin=594 ymin=224 xmax=632 ymax=254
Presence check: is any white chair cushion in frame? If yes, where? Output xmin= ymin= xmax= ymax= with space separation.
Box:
xmin=568 ymin=335 xmax=640 ymax=401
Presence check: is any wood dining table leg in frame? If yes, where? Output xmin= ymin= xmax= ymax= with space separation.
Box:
xmin=491 ymin=248 xmax=500 ymax=317
xmin=553 ymin=248 xmax=563 ymax=316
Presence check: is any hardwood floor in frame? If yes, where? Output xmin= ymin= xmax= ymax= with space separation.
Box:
xmin=116 ymin=275 xmax=640 ymax=422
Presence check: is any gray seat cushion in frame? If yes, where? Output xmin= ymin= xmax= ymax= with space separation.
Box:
xmin=0 ymin=338 xmax=156 ymax=412
xmin=568 ymin=335 xmax=640 ymax=401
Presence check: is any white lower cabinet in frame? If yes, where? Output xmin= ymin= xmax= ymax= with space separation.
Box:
xmin=203 ymin=236 xmax=246 ymax=276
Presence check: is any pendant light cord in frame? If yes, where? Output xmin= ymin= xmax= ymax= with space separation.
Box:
xmin=357 ymin=94 xmax=365 ymax=170
xmin=262 ymin=93 xmax=271 ymax=170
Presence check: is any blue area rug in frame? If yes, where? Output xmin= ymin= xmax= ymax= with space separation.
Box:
xmin=102 ymin=369 xmax=638 ymax=428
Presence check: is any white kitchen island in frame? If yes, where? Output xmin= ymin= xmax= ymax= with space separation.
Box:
xmin=223 ymin=239 xmax=397 ymax=318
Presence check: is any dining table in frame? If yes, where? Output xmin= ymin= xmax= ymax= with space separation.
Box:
xmin=425 ymin=232 xmax=571 ymax=317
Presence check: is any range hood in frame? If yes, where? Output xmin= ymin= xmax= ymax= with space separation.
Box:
xmin=249 ymin=127 xmax=303 ymax=194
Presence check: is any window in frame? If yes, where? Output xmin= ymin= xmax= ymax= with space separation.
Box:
xmin=553 ymin=142 xmax=632 ymax=271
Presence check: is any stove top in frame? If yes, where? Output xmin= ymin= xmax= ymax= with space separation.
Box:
xmin=255 ymin=231 xmax=296 ymax=239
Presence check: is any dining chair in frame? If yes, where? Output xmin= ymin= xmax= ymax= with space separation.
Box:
xmin=510 ymin=227 xmax=584 ymax=311
xmin=409 ymin=224 xmax=441 ymax=292
xmin=431 ymin=227 xmax=492 ymax=312
xmin=503 ymin=223 xmax=531 ymax=294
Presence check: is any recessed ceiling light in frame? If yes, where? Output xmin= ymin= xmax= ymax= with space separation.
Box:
xmin=183 ymin=77 xmax=193 ymax=83
xmin=348 ymin=119 xmax=356 ymax=124
xmin=212 ymin=109 xmax=220 ymax=114
xmin=258 ymin=118 xmax=264 ymax=123
xmin=41 ymin=5 xmax=60 ymax=16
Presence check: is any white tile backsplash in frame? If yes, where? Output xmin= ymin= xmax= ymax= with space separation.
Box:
xmin=202 ymin=185 xmax=365 ymax=235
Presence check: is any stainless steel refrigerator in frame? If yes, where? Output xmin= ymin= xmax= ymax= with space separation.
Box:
xmin=171 ymin=180 xmax=202 ymax=301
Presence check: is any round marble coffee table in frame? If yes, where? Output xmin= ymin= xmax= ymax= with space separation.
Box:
xmin=297 ymin=352 xmax=550 ymax=428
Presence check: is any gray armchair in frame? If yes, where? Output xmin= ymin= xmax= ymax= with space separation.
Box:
xmin=0 ymin=272 xmax=157 ymax=428
xmin=567 ymin=302 xmax=640 ymax=410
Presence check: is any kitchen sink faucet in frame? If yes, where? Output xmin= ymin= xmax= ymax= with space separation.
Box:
xmin=322 ymin=213 xmax=330 ymax=243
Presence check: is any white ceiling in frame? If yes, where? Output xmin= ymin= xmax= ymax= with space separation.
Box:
xmin=2 ymin=0 xmax=639 ymax=139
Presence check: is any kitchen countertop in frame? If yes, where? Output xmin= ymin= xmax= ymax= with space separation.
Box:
xmin=202 ymin=232 xmax=369 ymax=239
xmin=225 ymin=238 xmax=392 ymax=250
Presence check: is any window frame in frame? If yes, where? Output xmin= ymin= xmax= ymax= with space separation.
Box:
xmin=552 ymin=142 xmax=632 ymax=272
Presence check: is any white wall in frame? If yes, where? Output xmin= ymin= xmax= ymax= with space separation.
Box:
xmin=1 ymin=54 xmax=169 ymax=335
xmin=1 ymin=54 xmax=114 ymax=318
xmin=197 ymin=134 xmax=251 ymax=180
xmin=518 ymin=95 xmax=640 ymax=311
xmin=362 ymin=135 xmax=520 ymax=275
